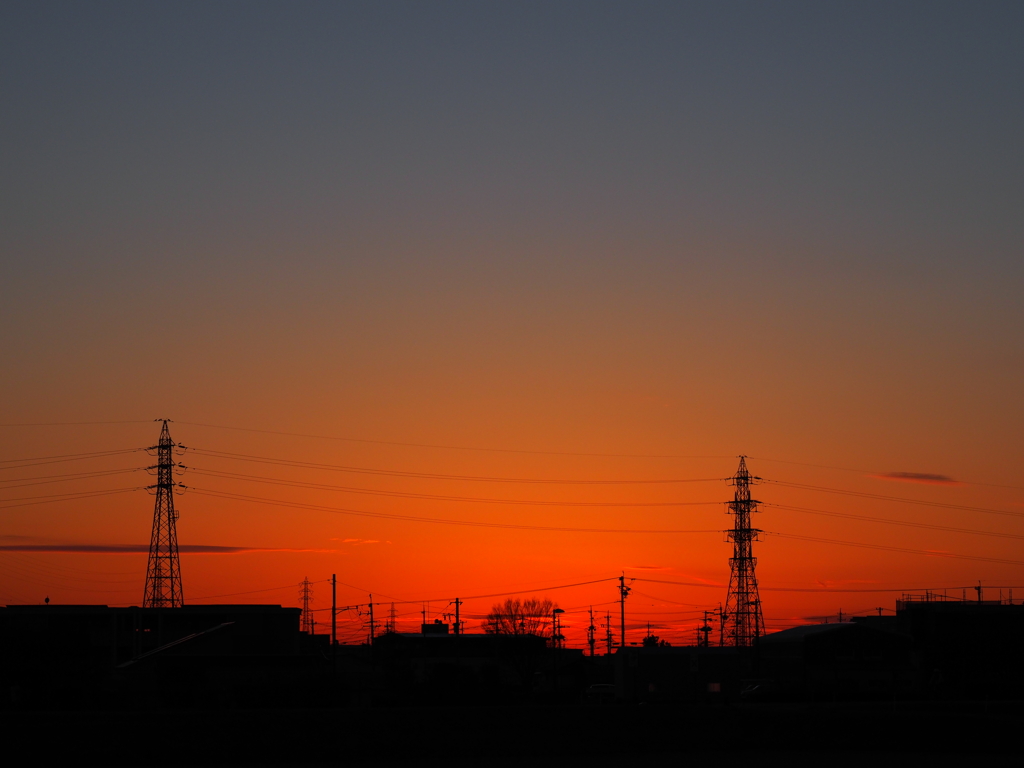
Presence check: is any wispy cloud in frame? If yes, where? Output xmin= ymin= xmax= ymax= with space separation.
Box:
xmin=628 ymin=565 xmax=671 ymax=571
xmin=0 ymin=544 xmax=330 ymax=554
xmin=331 ymin=538 xmax=385 ymax=546
xmin=871 ymin=472 xmax=962 ymax=486
xmin=814 ymin=578 xmax=878 ymax=588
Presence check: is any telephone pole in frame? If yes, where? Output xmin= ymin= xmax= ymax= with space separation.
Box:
xmin=331 ymin=573 xmax=337 ymax=673
xmin=300 ymin=577 xmax=315 ymax=634
xmin=368 ymin=595 xmax=376 ymax=644
xmin=698 ymin=610 xmax=713 ymax=647
xmin=587 ymin=607 xmax=596 ymax=657
xmin=453 ymin=597 xmax=462 ymax=635
xmin=143 ymin=420 xmax=184 ymax=608
xmin=724 ymin=456 xmax=765 ymax=646
xmin=618 ymin=574 xmax=631 ymax=648
xmin=604 ymin=611 xmax=614 ymax=655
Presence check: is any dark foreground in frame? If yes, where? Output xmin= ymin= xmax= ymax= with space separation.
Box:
xmin=2 ymin=700 xmax=1018 ymax=766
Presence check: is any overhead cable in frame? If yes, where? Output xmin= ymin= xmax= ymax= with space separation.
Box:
xmin=188 ymin=487 xmax=724 ymax=533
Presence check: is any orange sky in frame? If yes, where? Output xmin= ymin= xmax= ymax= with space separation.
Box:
xmin=2 ymin=3 xmax=1023 ymax=649
xmin=2 ymin=417 xmax=1022 ymax=649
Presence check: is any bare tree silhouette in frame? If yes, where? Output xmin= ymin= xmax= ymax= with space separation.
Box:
xmin=483 ymin=597 xmax=558 ymax=636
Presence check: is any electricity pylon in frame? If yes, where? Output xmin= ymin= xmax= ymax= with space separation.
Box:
xmin=723 ymin=456 xmax=765 ymax=646
xmin=143 ymin=420 xmax=185 ymax=607
xmin=300 ymin=577 xmax=315 ymax=634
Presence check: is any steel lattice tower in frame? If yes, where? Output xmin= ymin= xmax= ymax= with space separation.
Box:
xmin=724 ymin=456 xmax=765 ymax=646
xmin=300 ymin=577 xmax=315 ymax=634
xmin=143 ymin=420 xmax=184 ymax=608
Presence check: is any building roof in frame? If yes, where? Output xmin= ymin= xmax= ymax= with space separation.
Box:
xmin=759 ymin=623 xmax=857 ymax=644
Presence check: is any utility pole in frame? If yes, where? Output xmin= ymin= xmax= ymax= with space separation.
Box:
xmin=454 ymin=597 xmax=462 ymax=635
xmin=699 ymin=610 xmax=713 ymax=647
xmin=604 ymin=611 xmax=614 ymax=655
xmin=144 ymin=420 xmax=185 ymax=608
xmin=618 ymin=574 xmax=631 ymax=648
xmin=552 ymin=608 xmax=565 ymax=649
xmin=331 ymin=574 xmax=337 ymax=673
xmin=368 ymin=595 xmax=375 ymax=644
xmin=587 ymin=607 xmax=596 ymax=657
xmin=724 ymin=456 xmax=765 ymax=646
xmin=389 ymin=603 xmax=397 ymax=633
xmin=300 ymin=577 xmax=315 ymax=634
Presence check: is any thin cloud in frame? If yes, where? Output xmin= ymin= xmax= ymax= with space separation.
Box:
xmin=628 ymin=565 xmax=671 ymax=571
xmin=331 ymin=538 xmax=382 ymax=546
xmin=814 ymin=578 xmax=878 ymax=588
xmin=871 ymin=472 xmax=962 ymax=486
xmin=0 ymin=544 xmax=330 ymax=554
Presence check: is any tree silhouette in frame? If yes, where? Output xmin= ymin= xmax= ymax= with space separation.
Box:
xmin=483 ymin=597 xmax=558 ymax=636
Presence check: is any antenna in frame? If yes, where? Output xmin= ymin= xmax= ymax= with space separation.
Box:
xmin=143 ymin=420 xmax=184 ymax=608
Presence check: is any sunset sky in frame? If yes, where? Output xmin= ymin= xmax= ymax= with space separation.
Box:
xmin=2 ymin=1 xmax=1022 ymax=647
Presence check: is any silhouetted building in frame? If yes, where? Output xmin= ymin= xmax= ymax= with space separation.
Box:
xmin=0 ymin=604 xmax=308 ymax=707
xmin=614 ymin=646 xmax=744 ymax=702
xmin=368 ymin=629 xmax=550 ymax=703
xmin=896 ymin=598 xmax=1024 ymax=697
xmin=757 ymin=622 xmax=913 ymax=699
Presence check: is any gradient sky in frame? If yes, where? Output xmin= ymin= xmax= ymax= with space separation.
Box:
xmin=1 ymin=1 xmax=1022 ymax=645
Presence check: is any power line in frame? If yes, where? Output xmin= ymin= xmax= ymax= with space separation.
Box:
xmin=190 ymin=447 xmax=722 ymax=485
xmin=770 ymin=480 xmax=1024 ymax=519
xmin=0 ymin=554 xmax=138 ymax=585
xmin=187 ymin=487 xmax=723 ymax=533
xmin=189 ymin=467 xmax=725 ymax=507
xmin=0 ymin=448 xmax=139 ymax=470
xmin=769 ymin=502 xmax=1024 ymax=541
xmin=312 ymin=577 xmax=619 ymax=611
xmin=632 ymin=577 xmax=1024 ymax=593
xmin=0 ymin=487 xmax=139 ymax=509
xmin=749 ymin=455 xmax=1024 ymax=491
xmin=186 ymin=581 xmax=330 ymax=602
xmin=766 ymin=531 xmax=1024 ymax=567
xmin=746 ymin=456 xmax=874 ymax=474
xmin=0 ymin=421 xmax=152 ymax=427
xmin=177 ymin=420 xmax=730 ymax=459
xmin=0 ymin=467 xmax=141 ymax=489
xmin=0 ymin=551 xmax=139 ymax=576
